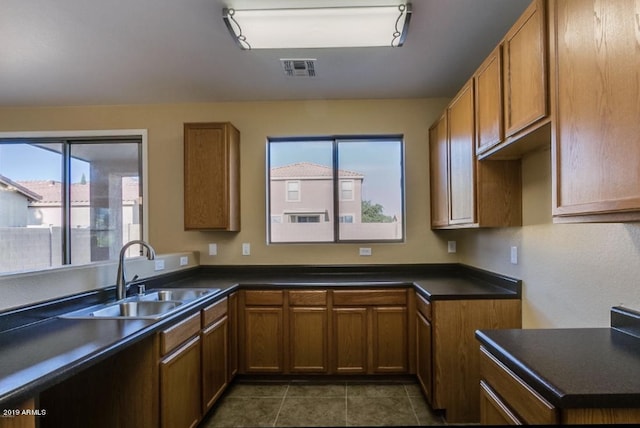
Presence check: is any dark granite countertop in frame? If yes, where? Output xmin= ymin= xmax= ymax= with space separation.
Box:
xmin=0 ymin=263 xmax=519 ymax=407
xmin=475 ymin=307 xmax=640 ymax=409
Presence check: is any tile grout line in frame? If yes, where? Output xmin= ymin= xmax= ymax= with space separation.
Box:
xmin=272 ymin=383 xmax=290 ymax=427
xmin=344 ymin=382 xmax=349 ymax=427
xmin=404 ymin=384 xmax=421 ymax=426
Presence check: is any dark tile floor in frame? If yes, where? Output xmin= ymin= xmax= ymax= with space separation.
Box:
xmin=199 ymin=380 xmax=446 ymax=427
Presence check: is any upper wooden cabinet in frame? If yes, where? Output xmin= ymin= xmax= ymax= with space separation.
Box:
xmin=474 ymin=45 xmax=504 ymax=156
xmin=550 ymin=0 xmax=640 ymax=222
xmin=183 ymin=122 xmax=240 ymax=231
xmin=474 ymin=0 xmax=551 ymax=160
xmin=503 ymin=0 xmax=548 ymax=138
xmin=430 ymin=81 xmax=522 ymax=229
xmin=429 ymin=113 xmax=449 ymax=228
xmin=448 ymin=80 xmax=477 ymax=226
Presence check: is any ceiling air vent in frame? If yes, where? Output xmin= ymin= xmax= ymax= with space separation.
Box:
xmin=281 ymin=59 xmax=317 ymax=77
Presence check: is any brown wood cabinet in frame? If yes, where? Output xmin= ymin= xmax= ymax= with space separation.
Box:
xmin=503 ymin=0 xmax=548 ymax=139
xmin=430 ymin=80 xmax=522 ymax=229
xmin=289 ymin=290 xmax=328 ymax=373
xmin=201 ymin=298 xmax=228 ymax=413
xmin=227 ymin=291 xmax=238 ymax=379
xmin=241 ymin=290 xmax=284 ymax=373
xmin=448 ymin=80 xmax=476 ymax=225
xmin=428 ymin=299 xmax=521 ymax=423
xmin=332 ymin=289 xmax=409 ymax=374
xmin=415 ymin=294 xmax=433 ymax=404
xmin=429 ymin=113 xmax=449 ymax=228
xmin=479 ymin=346 xmax=640 ymax=425
xmin=159 ymin=313 xmax=202 ymax=428
xmin=183 ymin=122 xmax=240 ymax=231
xmin=474 ymin=45 xmax=504 ymax=156
xmin=0 ymin=399 xmax=36 ymax=428
xmin=550 ymin=0 xmax=640 ymax=222
xmin=39 ymin=335 xmax=159 ymax=428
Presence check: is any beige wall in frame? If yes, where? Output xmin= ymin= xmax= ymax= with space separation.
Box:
xmin=450 ymin=147 xmax=640 ymax=329
xmin=0 ymin=98 xmax=453 ymax=268
xmin=3 ymin=100 xmax=639 ymax=328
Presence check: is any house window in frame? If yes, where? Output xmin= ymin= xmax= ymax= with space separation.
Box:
xmin=339 ymin=214 xmax=354 ymax=223
xmin=267 ymin=136 xmax=404 ymax=243
xmin=286 ymin=180 xmax=300 ymax=202
xmin=340 ymin=180 xmax=354 ymax=201
xmin=0 ymin=136 xmax=144 ymax=274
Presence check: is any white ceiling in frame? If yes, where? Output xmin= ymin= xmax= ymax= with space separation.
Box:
xmin=0 ymin=0 xmax=530 ymax=107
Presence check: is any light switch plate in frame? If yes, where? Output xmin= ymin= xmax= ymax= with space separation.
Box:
xmin=448 ymin=241 xmax=457 ymax=253
xmin=510 ymin=246 xmax=518 ymax=264
xmin=208 ymin=243 xmax=217 ymax=256
xmin=242 ymin=243 xmax=250 ymax=256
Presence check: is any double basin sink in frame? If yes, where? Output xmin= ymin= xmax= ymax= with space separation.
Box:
xmin=60 ymin=288 xmax=220 ymax=320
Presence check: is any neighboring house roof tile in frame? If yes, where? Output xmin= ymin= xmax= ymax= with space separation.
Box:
xmin=0 ymin=174 xmax=42 ymax=201
xmin=271 ymin=162 xmax=363 ymax=179
xmin=17 ymin=178 xmax=140 ymax=205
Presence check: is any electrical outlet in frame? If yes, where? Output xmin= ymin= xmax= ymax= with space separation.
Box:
xmin=208 ymin=243 xmax=217 ymax=256
xmin=154 ymin=260 xmax=165 ymax=271
xmin=448 ymin=241 xmax=457 ymax=253
xmin=359 ymin=247 xmax=372 ymax=256
xmin=179 ymin=256 xmax=188 ymax=266
xmin=510 ymin=246 xmax=518 ymax=264
xmin=242 ymin=243 xmax=250 ymax=256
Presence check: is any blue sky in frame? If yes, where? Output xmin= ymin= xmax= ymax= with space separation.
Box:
xmin=0 ymin=143 xmax=90 ymax=183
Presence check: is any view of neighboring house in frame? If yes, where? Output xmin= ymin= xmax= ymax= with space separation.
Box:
xmin=0 ymin=174 xmax=42 ymax=227
xmin=269 ymin=161 xmax=401 ymax=242
xmin=0 ymin=176 xmax=140 ymax=273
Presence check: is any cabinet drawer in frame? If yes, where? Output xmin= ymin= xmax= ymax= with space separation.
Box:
xmin=244 ymin=290 xmax=284 ymax=306
xmin=333 ymin=289 xmax=407 ymax=306
xmin=480 ymin=347 xmax=557 ymax=425
xmin=202 ymin=297 xmax=227 ymax=327
xmin=416 ymin=293 xmax=431 ymax=321
xmin=289 ymin=290 xmax=327 ymax=306
xmin=160 ymin=312 xmax=201 ymax=356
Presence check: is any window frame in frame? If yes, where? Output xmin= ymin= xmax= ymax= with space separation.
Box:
xmin=267 ymin=135 xmax=405 ymax=244
xmin=0 ymin=129 xmax=148 ymax=275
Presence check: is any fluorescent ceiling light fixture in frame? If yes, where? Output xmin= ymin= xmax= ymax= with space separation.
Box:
xmin=223 ymin=4 xmax=412 ymax=50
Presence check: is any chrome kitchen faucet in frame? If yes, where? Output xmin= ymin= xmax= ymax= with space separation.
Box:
xmin=115 ymin=240 xmax=156 ymax=300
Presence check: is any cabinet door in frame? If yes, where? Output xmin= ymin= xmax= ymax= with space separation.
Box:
xmin=475 ymin=45 xmax=504 ymax=155
xmin=416 ymin=312 xmax=433 ymax=404
xmin=160 ymin=336 xmax=201 ymax=428
xmin=448 ymin=80 xmax=476 ymax=225
xmin=244 ymin=307 xmax=283 ymax=372
xmin=332 ymin=308 xmax=368 ymax=374
xmin=289 ymin=307 xmax=328 ymax=372
xmin=227 ymin=292 xmax=238 ymax=379
xmin=503 ymin=0 xmax=547 ymax=137
xmin=184 ymin=122 xmax=240 ymax=231
xmin=202 ymin=316 xmax=228 ymax=413
xmin=551 ymin=0 xmax=640 ymax=221
xmin=429 ymin=113 xmax=450 ymax=228
xmin=372 ymin=307 xmax=407 ymax=373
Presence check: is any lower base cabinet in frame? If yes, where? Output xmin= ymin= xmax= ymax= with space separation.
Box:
xmin=240 ymin=288 xmax=410 ymax=376
xmin=480 ymin=346 xmax=640 ymax=425
xmin=160 ymin=336 xmax=201 ymax=428
xmin=421 ymin=298 xmax=522 ymax=424
xmin=201 ymin=298 xmax=229 ymax=413
xmin=159 ymin=313 xmax=202 ymax=428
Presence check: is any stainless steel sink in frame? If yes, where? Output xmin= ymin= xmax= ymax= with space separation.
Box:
xmin=139 ymin=288 xmax=218 ymax=302
xmin=60 ymin=288 xmax=220 ymax=320
xmin=93 ymin=301 xmax=182 ymax=318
